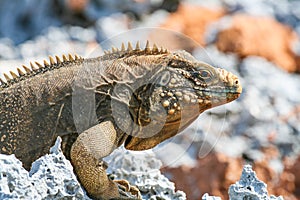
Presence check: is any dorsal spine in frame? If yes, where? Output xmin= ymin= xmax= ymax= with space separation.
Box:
xmin=0 ymin=54 xmax=83 ymax=89
xmin=0 ymin=41 xmax=170 ymax=90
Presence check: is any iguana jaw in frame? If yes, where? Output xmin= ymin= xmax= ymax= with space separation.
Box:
xmin=124 ymin=89 xmax=242 ymax=151
xmin=124 ymin=90 xmax=242 ymax=151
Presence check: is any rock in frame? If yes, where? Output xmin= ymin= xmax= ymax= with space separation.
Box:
xmin=239 ymin=57 xmax=300 ymax=157
xmin=104 ymin=147 xmax=187 ymax=200
xmin=162 ymin=147 xmax=300 ymax=200
xmin=0 ymin=137 xmax=186 ymax=199
xmin=192 ymin=164 xmax=286 ymax=200
xmin=29 ymin=137 xmax=90 ymax=200
xmin=202 ymin=193 xmax=221 ymax=200
xmin=222 ymin=0 xmax=276 ymax=17
xmin=193 ymin=45 xmax=240 ymax=72
xmin=248 ymin=147 xmax=291 ymax=198
xmin=65 ymin=0 xmax=89 ymax=13
xmin=283 ymin=155 xmax=300 ymax=199
xmin=0 ymin=154 xmax=40 ymax=199
xmin=215 ymin=14 xmax=299 ymax=72
xmin=0 ymin=137 xmax=90 ymax=200
xmin=161 ymin=4 xmax=225 ymax=47
xmin=229 ymin=165 xmax=283 ymax=200
xmin=161 ymin=152 xmax=243 ymax=200
xmin=221 ymin=0 xmax=300 ymax=29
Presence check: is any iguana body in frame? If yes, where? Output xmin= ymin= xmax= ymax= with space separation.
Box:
xmin=0 ymin=41 xmax=242 ymax=199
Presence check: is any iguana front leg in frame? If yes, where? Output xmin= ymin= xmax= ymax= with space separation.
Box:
xmin=70 ymin=121 xmax=141 ymax=199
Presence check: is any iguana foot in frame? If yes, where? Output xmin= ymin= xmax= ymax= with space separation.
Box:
xmin=114 ymin=179 xmax=141 ymax=199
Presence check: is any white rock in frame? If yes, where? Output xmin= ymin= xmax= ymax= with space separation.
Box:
xmin=229 ymin=165 xmax=284 ymax=200
xmin=104 ymin=146 xmax=187 ymax=200
xmin=0 ymin=137 xmax=186 ymax=199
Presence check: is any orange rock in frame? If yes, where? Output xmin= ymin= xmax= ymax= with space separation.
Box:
xmin=161 ymin=152 xmax=242 ymax=200
xmin=161 ymin=4 xmax=225 ymax=47
xmin=162 ymin=146 xmax=299 ymax=200
xmin=249 ymin=147 xmax=298 ymax=199
xmin=215 ymin=14 xmax=299 ymax=72
xmin=66 ymin=0 xmax=89 ymax=12
xmin=285 ymin=156 xmax=300 ymax=198
xmin=295 ymin=56 xmax=300 ymax=73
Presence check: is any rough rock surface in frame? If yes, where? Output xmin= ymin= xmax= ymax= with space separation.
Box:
xmin=0 ymin=137 xmax=91 ymax=200
xmin=0 ymin=137 xmax=186 ymax=200
xmin=162 ymin=152 xmax=243 ymax=200
xmin=162 ymin=145 xmax=300 ymax=200
xmin=215 ymin=14 xmax=299 ymax=72
xmin=164 ymin=161 xmax=284 ymax=200
xmin=229 ymin=165 xmax=283 ymax=200
xmin=0 ymin=154 xmax=40 ymax=199
xmin=104 ymin=147 xmax=186 ymax=200
xmin=30 ymin=137 xmax=91 ymax=199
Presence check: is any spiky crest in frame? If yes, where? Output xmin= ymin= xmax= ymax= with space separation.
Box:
xmin=103 ymin=41 xmax=169 ymax=57
xmin=0 ymin=53 xmax=83 ymax=89
xmin=0 ymin=41 xmax=170 ymax=89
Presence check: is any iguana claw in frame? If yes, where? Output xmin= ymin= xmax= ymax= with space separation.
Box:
xmin=114 ymin=179 xmax=142 ymax=199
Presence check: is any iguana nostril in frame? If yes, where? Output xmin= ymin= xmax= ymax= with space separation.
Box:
xmin=235 ymin=79 xmax=243 ymax=93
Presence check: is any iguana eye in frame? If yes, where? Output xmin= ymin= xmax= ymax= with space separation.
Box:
xmin=158 ymin=71 xmax=170 ymax=86
xmin=199 ymin=70 xmax=212 ymax=79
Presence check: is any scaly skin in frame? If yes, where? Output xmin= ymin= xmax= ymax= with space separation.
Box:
xmin=0 ymin=41 xmax=242 ymax=199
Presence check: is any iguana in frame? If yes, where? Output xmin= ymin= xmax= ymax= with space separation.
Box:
xmin=0 ymin=41 xmax=242 ymax=199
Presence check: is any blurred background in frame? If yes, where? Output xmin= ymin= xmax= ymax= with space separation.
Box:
xmin=1 ymin=0 xmax=300 ymax=199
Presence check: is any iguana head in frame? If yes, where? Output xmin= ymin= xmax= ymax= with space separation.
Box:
xmin=123 ymin=45 xmax=242 ymax=151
